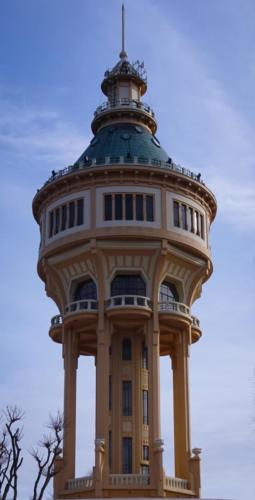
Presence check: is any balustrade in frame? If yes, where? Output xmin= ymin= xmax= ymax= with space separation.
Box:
xmin=164 ymin=475 xmax=189 ymax=490
xmin=65 ymin=299 xmax=98 ymax=314
xmin=67 ymin=476 xmax=93 ymax=490
xmin=158 ymin=300 xmax=190 ymax=316
xmin=50 ymin=314 xmax=63 ymax=326
xmin=105 ymin=295 xmax=151 ymax=309
xmin=109 ymin=474 xmax=150 ymax=486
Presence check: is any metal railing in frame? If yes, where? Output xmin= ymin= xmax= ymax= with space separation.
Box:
xmin=158 ymin=301 xmax=190 ymax=316
xmin=105 ymin=295 xmax=152 ymax=310
xmin=39 ymin=156 xmax=203 ymax=191
xmin=67 ymin=476 xmax=93 ymax=490
xmin=164 ymin=476 xmax=189 ymax=490
xmin=50 ymin=314 xmax=63 ymax=326
xmin=94 ymin=98 xmax=155 ymax=119
xmin=65 ymin=299 xmax=98 ymax=314
xmin=109 ymin=473 xmax=150 ymax=486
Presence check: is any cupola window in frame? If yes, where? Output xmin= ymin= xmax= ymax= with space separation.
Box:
xmin=104 ymin=193 xmax=154 ymax=222
xmin=48 ymin=198 xmax=84 ymax=238
xmin=173 ymin=200 xmax=205 ymax=239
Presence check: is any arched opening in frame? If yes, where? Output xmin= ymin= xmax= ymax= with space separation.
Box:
xmin=159 ymin=281 xmax=179 ymax=302
xmin=111 ymin=274 xmax=146 ymax=297
xmin=74 ymin=279 xmax=97 ymax=301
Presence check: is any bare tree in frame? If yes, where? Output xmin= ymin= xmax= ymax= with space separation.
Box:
xmin=0 ymin=406 xmax=24 ymax=500
xmin=31 ymin=412 xmax=63 ymax=500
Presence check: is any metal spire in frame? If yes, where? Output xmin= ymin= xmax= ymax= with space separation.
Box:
xmin=120 ymin=3 xmax=128 ymax=60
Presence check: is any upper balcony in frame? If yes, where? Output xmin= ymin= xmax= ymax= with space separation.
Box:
xmin=105 ymin=295 xmax=152 ymax=320
xmin=158 ymin=300 xmax=202 ymax=342
xmin=91 ymin=98 xmax=157 ymax=134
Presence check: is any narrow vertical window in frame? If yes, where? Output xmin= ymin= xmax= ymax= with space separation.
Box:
xmin=109 ymin=431 xmax=112 ymax=471
xmin=122 ymin=381 xmax=132 ymax=416
xmin=136 ymin=194 xmax=144 ymax=220
xmin=49 ymin=211 xmax=54 ymax=237
xmin=122 ymin=437 xmax=132 ymax=473
xmin=55 ymin=208 xmax=60 ymax=234
xmin=104 ymin=195 xmax=112 ymax=221
xmin=143 ymin=390 xmax=149 ymax=425
xmin=77 ymin=199 xmax=84 ymax=226
xmin=61 ymin=205 xmax=67 ymax=231
xmin=125 ymin=194 xmax=133 ymax=220
xmin=146 ymin=195 xmax=154 ymax=221
xmin=141 ymin=342 xmax=148 ymax=369
xmin=143 ymin=445 xmax=149 ymax=460
xmin=181 ymin=204 xmax=188 ymax=230
xmin=69 ymin=201 xmax=75 ymax=228
xmin=189 ymin=207 xmax=194 ymax=233
xmin=195 ymin=211 xmax=200 ymax=236
xmin=122 ymin=338 xmax=132 ymax=361
xmin=109 ymin=375 xmax=112 ymax=411
xmin=141 ymin=465 xmax=149 ymax=475
xmin=173 ymin=201 xmax=180 ymax=227
xmin=115 ymin=194 xmax=123 ymax=220
xmin=200 ymin=214 xmax=204 ymax=239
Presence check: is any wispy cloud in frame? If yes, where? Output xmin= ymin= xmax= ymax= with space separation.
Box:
xmin=0 ymin=92 xmax=89 ymax=168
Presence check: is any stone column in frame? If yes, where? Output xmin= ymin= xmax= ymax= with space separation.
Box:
xmin=62 ymin=328 xmax=78 ymax=481
xmin=172 ymin=327 xmax=191 ymax=480
xmin=147 ymin=319 xmax=164 ymax=493
xmin=95 ymin=322 xmax=110 ymax=493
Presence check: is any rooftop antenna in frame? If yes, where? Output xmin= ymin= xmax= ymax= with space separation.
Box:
xmin=119 ymin=3 xmax=128 ymax=60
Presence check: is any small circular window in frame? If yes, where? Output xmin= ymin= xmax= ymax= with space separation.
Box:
xmin=121 ymin=133 xmax=131 ymax=140
xmin=135 ymin=126 xmax=142 ymax=133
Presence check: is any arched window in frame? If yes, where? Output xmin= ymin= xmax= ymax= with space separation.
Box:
xmin=74 ymin=279 xmax=97 ymax=301
xmin=159 ymin=281 xmax=179 ymax=302
xmin=111 ymin=275 xmax=146 ymax=297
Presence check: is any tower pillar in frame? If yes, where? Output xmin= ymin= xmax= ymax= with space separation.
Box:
xmin=172 ymin=327 xmax=191 ymax=480
xmin=95 ymin=322 xmax=110 ymax=493
xmin=62 ymin=328 xmax=78 ymax=481
xmin=147 ymin=319 xmax=164 ymax=493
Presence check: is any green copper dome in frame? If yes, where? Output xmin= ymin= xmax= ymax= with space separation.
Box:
xmin=76 ymin=123 xmax=170 ymax=165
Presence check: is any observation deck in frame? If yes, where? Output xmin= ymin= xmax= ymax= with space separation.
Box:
xmin=91 ymin=98 xmax=157 ymax=134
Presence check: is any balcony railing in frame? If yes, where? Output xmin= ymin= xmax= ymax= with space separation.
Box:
xmin=158 ymin=300 xmax=190 ymax=316
xmin=191 ymin=315 xmax=200 ymax=328
xmin=65 ymin=299 xmax=98 ymax=314
xmin=40 ymin=157 xmax=204 ymax=190
xmin=105 ymin=295 xmax=152 ymax=310
xmin=67 ymin=476 xmax=93 ymax=490
xmin=94 ymin=98 xmax=155 ymax=119
xmin=109 ymin=473 xmax=150 ymax=486
xmin=50 ymin=314 xmax=63 ymax=326
xmin=164 ymin=476 xmax=189 ymax=490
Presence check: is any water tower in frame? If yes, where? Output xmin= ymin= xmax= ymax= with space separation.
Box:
xmin=33 ymin=7 xmax=216 ymax=499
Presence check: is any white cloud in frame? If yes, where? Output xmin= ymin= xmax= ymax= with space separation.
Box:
xmin=0 ymin=93 xmax=89 ymax=167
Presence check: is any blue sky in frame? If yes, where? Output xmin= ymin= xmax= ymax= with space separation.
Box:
xmin=0 ymin=1 xmax=254 ymax=499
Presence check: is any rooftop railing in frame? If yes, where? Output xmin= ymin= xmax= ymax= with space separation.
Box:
xmin=94 ymin=98 xmax=155 ymax=119
xmin=40 ymin=156 xmax=203 ymax=191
